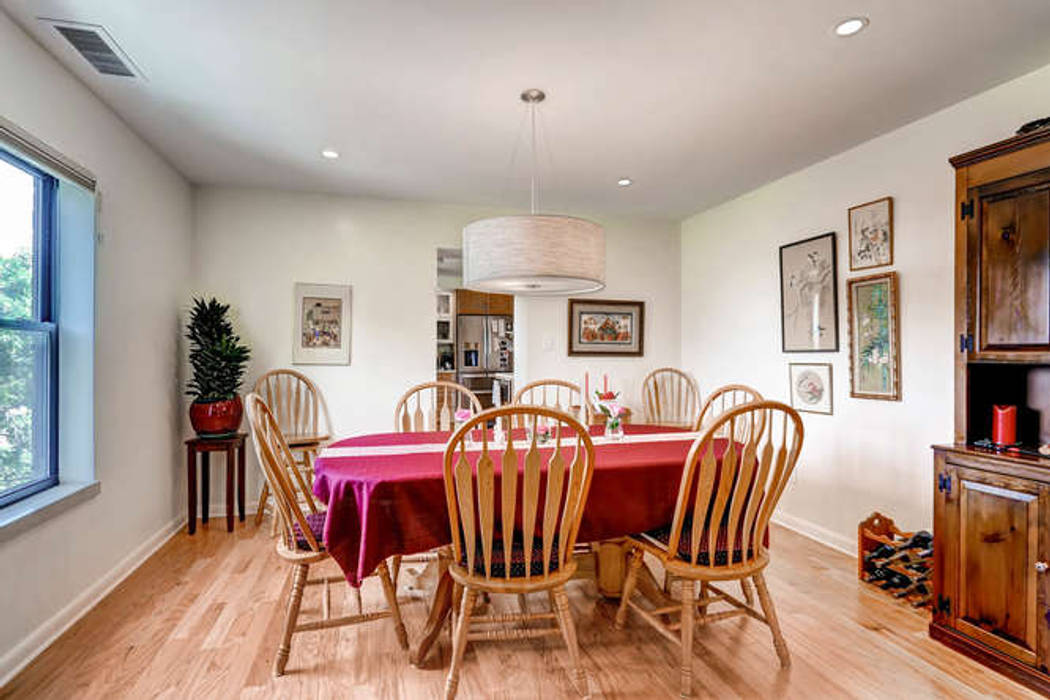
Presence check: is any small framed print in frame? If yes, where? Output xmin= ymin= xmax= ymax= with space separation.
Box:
xmin=847 ymin=271 xmax=901 ymax=401
xmin=848 ymin=196 xmax=893 ymax=271
xmin=789 ymin=363 xmax=833 ymax=415
xmin=567 ymin=299 xmax=645 ymax=357
xmin=293 ymin=283 xmax=351 ymax=365
xmin=779 ymin=232 xmax=839 ymax=352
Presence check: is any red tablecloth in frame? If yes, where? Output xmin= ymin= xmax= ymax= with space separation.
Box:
xmin=313 ymin=424 xmax=727 ymax=585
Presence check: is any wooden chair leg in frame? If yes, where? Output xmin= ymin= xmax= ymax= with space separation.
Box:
xmin=551 ymin=585 xmax=588 ymax=696
xmin=518 ymin=593 xmax=529 ymax=618
xmin=376 ymin=560 xmax=409 ymax=650
xmin=391 ymin=555 xmax=402 ymax=589
xmin=698 ymin=581 xmax=709 ymax=624
xmin=615 ymin=547 xmax=644 ymax=630
xmin=740 ymin=578 xmax=755 ymax=606
xmin=274 ymin=563 xmax=308 ymax=677
xmin=753 ymin=572 xmax=790 ymax=668
xmin=254 ymin=482 xmax=269 ymax=526
xmin=445 ymin=587 xmax=477 ymax=700
xmin=680 ymin=579 xmax=695 ymax=698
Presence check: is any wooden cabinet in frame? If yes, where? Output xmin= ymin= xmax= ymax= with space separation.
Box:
xmin=454 ymin=289 xmax=513 ymax=316
xmin=935 ymin=129 xmax=1050 ymax=694
xmin=966 ymin=172 xmax=1050 ymax=358
xmin=455 ymin=289 xmax=489 ymax=315
xmin=932 ymin=446 xmax=1050 ymax=691
xmin=487 ymin=292 xmax=513 ymax=316
xmin=951 ymin=129 xmax=1050 ymax=444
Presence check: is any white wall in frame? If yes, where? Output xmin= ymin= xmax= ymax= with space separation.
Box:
xmin=193 ymin=187 xmax=679 ymax=498
xmin=680 ymin=63 xmax=1050 ymax=553
xmin=0 ymin=11 xmax=193 ymax=679
xmin=515 ymin=217 xmax=682 ymax=411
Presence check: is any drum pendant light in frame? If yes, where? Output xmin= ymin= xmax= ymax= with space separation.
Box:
xmin=463 ymin=89 xmax=606 ymax=295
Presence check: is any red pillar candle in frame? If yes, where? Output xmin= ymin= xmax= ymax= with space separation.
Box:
xmin=992 ymin=404 xmax=1017 ymax=446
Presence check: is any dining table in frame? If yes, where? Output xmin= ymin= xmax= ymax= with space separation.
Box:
xmin=313 ymin=422 xmax=731 ymax=665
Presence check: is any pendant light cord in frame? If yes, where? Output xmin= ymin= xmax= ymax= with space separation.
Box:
xmin=529 ymin=99 xmax=538 ymax=215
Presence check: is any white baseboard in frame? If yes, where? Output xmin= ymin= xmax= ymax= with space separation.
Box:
xmin=772 ymin=511 xmax=856 ymax=557
xmin=0 ymin=515 xmax=185 ymax=686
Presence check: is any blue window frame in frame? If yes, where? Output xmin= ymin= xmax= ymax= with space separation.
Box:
xmin=0 ymin=147 xmax=58 ymax=507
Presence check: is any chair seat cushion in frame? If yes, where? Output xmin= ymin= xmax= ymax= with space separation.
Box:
xmin=640 ymin=517 xmax=759 ymax=566
xmin=291 ymin=511 xmax=327 ymax=550
xmin=459 ymin=536 xmax=561 ymax=578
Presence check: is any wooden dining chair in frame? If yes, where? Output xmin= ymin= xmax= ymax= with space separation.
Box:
xmin=244 ymin=393 xmax=408 ymax=677
xmin=393 ymin=380 xmax=482 ymax=432
xmin=641 ymin=367 xmax=701 ymax=427
xmin=389 ymin=381 xmax=483 ymax=589
xmin=614 ymin=401 xmax=803 ymax=697
xmin=442 ymin=406 xmax=596 ymax=699
xmin=696 ymin=383 xmax=766 ymax=439
xmin=253 ymin=369 xmax=333 ymax=530
xmin=688 ymin=383 xmax=767 ymax=605
xmin=512 ymin=379 xmax=586 ymax=425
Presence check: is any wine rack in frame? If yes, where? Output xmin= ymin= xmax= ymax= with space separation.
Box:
xmin=858 ymin=512 xmax=933 ymax=611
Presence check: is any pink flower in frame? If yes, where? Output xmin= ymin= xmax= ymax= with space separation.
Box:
xmin=604 ymin=402 xmax=624 ymax=418
xmin=454 ymin=408 xmax=472 ymax=422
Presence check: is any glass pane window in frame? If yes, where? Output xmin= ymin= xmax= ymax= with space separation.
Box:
xmin=0 ymin=329 xmax=52 ymax=495
xmin=0 ymin=149 xmax=57 ymax=506
xmin=0 ymin=157 xmax=37 ymax=320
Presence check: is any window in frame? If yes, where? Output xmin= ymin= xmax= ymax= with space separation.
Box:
xmin=0 ymin=148 xmax=58 ymax=507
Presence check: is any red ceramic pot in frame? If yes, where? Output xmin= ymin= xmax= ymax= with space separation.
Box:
xmin=189 ymin=396 xmax=243 ymax=437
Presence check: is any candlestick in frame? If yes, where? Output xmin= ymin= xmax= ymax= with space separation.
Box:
xmin=603 ymin=373 xmax=608 ymax=393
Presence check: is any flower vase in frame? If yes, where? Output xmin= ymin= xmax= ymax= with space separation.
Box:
xmin=604 ymin=417 xmax=624 ymax=440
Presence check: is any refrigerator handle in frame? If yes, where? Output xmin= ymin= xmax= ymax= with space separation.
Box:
xmin=482 ymin=316 xmax=491 ymax=371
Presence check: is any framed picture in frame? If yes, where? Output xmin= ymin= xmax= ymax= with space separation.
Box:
xmin=788 ymin=363 xmax=833 ymax=415
xmin=293 ymin=283 xmax=351 ymax=365
xmin=848 ymin=196 xmax=893 ymax=271
xmin=847 ymin=271 xmax=900 ymax=400
xmin=567 ymin=299 xmax=644 ymax=356
xmin=779 ymin=232 xmax=839 ymax=352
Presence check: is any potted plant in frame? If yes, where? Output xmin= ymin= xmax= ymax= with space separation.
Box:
xmin=185 ymin=297 xmax=251 ymax=437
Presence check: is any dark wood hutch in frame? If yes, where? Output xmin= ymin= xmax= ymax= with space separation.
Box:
xmin=932 ymin=126 xmax=1050 ymax=694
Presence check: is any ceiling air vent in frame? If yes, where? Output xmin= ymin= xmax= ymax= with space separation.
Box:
xmin=42 ymin=19 xmax=141 ymax=78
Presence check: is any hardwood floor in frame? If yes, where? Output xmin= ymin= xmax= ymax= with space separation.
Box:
xmin=1 ymin=521 xmax=1035 ymax=699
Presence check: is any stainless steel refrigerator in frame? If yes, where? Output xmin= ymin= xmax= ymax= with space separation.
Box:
xmin=456 ymin=314 xmax=513 ymax=409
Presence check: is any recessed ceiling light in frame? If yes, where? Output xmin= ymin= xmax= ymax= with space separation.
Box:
xmin=617 ymin=178 xmax=632 ymax=187
xmin=321 ymin=148 xmax=339 ymax=159
xmin=834 ymin=17 xmax=868 ymax=37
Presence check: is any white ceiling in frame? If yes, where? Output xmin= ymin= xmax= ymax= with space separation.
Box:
xmin=5 ymin=1 xmax=1050 ymax=218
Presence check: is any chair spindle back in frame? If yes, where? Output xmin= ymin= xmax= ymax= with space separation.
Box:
xmin=642 ymin=368 xmax=701 ymax=427
xmin=443 ymin=406 xmax=595 ymax=582
xmin=394 ymin=381 xmax=482 ymax=432
xmin=667 ymin=401 xmax=803 ymax=571
xmin=512 ymin=379 xmax=585 ymax=426
xmin=254 ymin=369 xmax=333 ymax=441
xmin=245 ymin=392 xmax=322 ymax=551
xmin=696 ymin=384 xmax=766 ymax=442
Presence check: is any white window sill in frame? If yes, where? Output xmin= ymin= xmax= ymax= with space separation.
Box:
xmin=0 ymin=481 xmax=100 ymax=543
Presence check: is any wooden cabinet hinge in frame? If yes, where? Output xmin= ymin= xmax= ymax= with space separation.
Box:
xmin=937 ymin=472 xmax=952 ymax=495
xmin=958 ymin=334 xmax=973 ymax=353
xmin=960 ymin=199 xmax=974 ymax=220
xmin=937 ymin=594 xmax=951 ymax=616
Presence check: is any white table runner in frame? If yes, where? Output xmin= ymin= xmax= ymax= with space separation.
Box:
xmin=319 ymin=430 xmax=703 ymax=459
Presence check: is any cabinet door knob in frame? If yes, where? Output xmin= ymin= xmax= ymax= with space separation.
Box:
xmin=1036 ymin=562 xmax=1049 ymax=574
